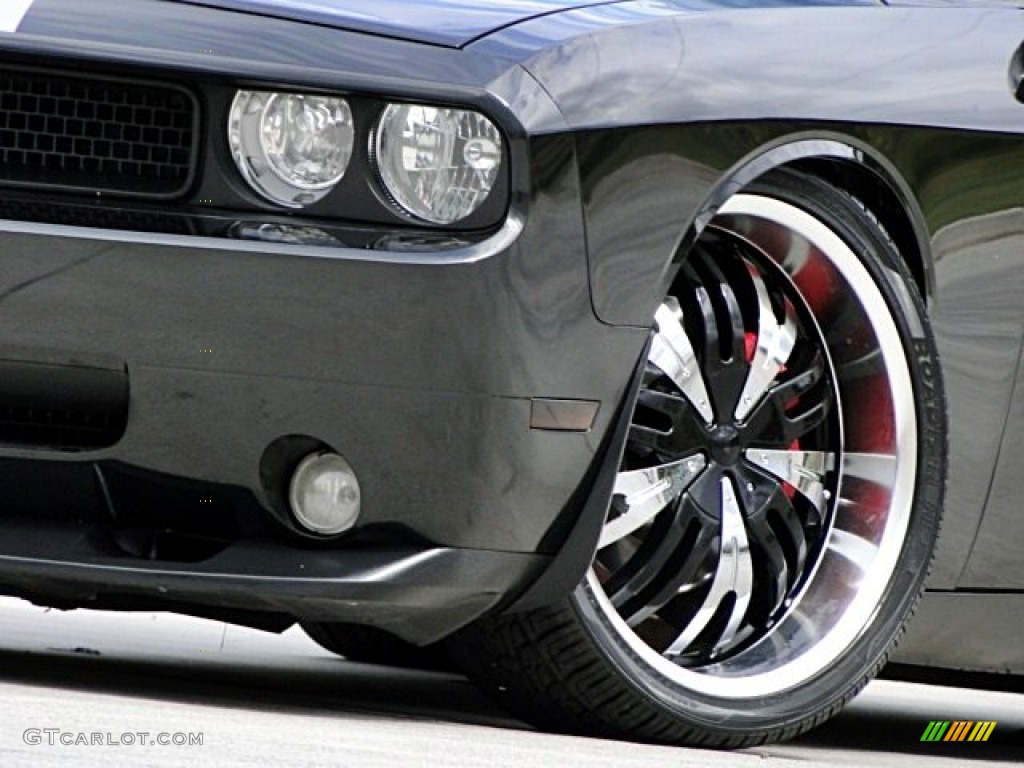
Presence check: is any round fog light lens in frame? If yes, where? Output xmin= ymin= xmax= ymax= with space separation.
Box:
xmin=288 ymin=452 xmax=361 ymax=536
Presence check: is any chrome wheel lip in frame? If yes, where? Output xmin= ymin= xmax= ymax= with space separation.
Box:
xmin=586 ymin=193 xmax=917 ymax=699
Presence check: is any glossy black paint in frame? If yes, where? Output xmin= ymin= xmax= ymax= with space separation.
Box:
xmin=473 ymin=1 xmax=1024 ymax=602
xmin=0 ymin=0 xmax=650 ymax=638
xmin=562 ymin=122 xmax=1024 ymax=595
xmin=165 ymin=0 xmax=881 ymax=46
xmin=0 ymin=0 xmax=1021 ymax=666
xmin=168 ymin=0 xmax=620 ymax=47
xmin=498 ymin=3 xmax=1024 ymax=601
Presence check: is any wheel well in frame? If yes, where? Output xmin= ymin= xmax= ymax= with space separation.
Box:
xmin=780 ymin=157 xmax=930 ymax=302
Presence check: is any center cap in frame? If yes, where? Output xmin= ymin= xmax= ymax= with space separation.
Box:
xmin=709 ymin=424 xmax=741 ymax=466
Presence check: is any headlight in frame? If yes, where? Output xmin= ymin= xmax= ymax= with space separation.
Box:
xmin=228 ymin=90 xmax=354 ymax=208
xmin=373 ymin=103 xmax=502 ymax=225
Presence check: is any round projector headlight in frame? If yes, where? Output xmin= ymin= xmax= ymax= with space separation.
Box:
xmin=229 ymin=90 xmax=354 ymax=208
xmin=373 ymin=103 xmax=502 ymax=225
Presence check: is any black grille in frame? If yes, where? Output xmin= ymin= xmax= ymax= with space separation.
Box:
xmin=0 ymin=359 xmax=129 ymax=451
xmin=0 ymin=196 xmax=193 ymax=235
xmin=0 ymin=67 xmax=197 ymax=198
xmin=0 ymin=403 xmax=125 ymax=450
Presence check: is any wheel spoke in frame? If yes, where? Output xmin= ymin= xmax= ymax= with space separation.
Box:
xmin=697 ymin=249 xmax=748 ymax=367
xmin=743 ymin=351 xmax=830 ymax=443
xmin=783 ymin=394 xmax=831 ymax=443
xmin=603 ymin=501 xmax=695 ymax=613
xmin=744 ymin=448 xmax=834 ymax=519
xmin=734 ymin=265 xmax=797 ymax=422
xmin=618 ymin=501 xmax=716 ymax=627
xmin=651 ymin=299 xmax=714 ymax=424
xmin=745 ymin=514 xmax=790 ymax=618
xmin=599 ymin=454 xmax=707 ymax=548
xmin=765 ymin=488 xmax=810 ymax=573
xmin=739 ymin=470 xmax=809 ymax=616
xmin=684 ymin=247 xmax=752 ymax=419
xmin=627 ymin=423 xmax=665 ymax=455
xmin=666 ymin=476 xmax=753 ymax=657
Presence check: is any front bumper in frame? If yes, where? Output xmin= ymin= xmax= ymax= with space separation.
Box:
xmin=0 ymin=0 xmax=651 ymax=643
xmin=0 ymin=205 xmax=646 ymax=639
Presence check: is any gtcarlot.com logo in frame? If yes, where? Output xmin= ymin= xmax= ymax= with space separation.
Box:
xmin=23 ymin=729 xmax=203 ymax=747
xmin=920 ymin=721 xmax=997 ymax=743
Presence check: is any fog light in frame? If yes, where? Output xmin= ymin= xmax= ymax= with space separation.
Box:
xmin=288 ymin=452 xmax=361 ymax=536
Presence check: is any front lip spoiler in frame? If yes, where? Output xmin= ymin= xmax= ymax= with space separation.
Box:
xmin=0 ymin=529 xmax=546 ymax=645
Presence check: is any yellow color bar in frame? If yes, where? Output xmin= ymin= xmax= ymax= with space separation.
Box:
xmin=968 ymin=721 xmax=997 ymax=742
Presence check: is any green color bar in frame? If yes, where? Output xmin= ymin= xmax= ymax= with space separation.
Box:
xmin=921 ymin=721 xmax=950 ymax=742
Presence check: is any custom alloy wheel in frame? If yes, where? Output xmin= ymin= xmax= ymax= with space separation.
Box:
xmin=450 ymin=171 xmax=946 ymax=746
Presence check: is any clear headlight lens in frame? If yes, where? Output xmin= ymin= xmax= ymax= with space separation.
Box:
xmin=229 ymin=90 xmax=354 ymax=208
xmin=374 ymin=103 xmax=502 ymax=225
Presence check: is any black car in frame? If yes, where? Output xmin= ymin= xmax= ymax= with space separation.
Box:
xmin=0 ymin=0 xmax=1020 ymax=748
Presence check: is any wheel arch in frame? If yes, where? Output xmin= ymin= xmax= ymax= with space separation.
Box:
xmin=664 ymin=135 xmax=934 ymax=307
xmin=511 ymin=134 xmax=937 ymax=613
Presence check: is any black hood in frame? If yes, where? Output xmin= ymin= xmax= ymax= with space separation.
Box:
xmin=164 ymin=0 xmax=622 ymax=47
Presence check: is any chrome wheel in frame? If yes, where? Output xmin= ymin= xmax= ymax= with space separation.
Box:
xmin=451 ymin=171 xmax=945 ymax=746
xmin=588 ymin=191 xmax=917 ymax=697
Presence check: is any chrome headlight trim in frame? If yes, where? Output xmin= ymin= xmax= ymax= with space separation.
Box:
xmin=228 ymin=90 xmax=354 ymax=208
xmin=372 ymin=103 xmax=503 ymax=225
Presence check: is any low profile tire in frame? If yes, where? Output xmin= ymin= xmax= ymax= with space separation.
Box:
xmin=302 ymin=622 xmax=452 ymax=671
xmin=448 ymin=170 xmax=946 ymax=746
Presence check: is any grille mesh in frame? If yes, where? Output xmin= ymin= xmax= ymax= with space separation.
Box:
xmin=0 ymin=68 xmax=197 ymax=198
xmin=0 ymin=403 xmax=124 ymax=449
xmin=0 ymin=360 xmax=129 ymax=451
xmin=0 ymin=196 xmax=193 ymax=234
